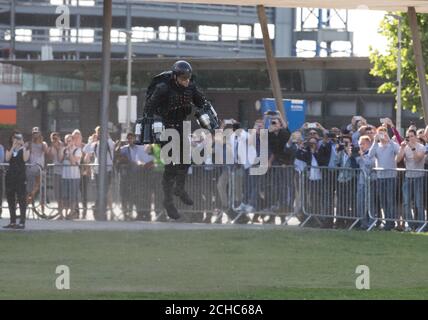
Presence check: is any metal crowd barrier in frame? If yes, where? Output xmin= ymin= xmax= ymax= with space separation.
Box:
xmin=301 ymin=166 xmax=365 ymax=230
xmin=0 ymin=163 xmax=44 ymax=219
xmin=44 ymin=163 xmax=118 ymax=220
xmin=368 ymin=168 xmax=428 ymax=233
xmin=116 ymin=164 xmax=232 ymax=222
xmin=229 ymin=165 xmax=299 ymax=224
xmin=1 ymin=162 xmax=428 ymax=232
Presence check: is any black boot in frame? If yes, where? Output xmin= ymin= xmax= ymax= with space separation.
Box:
xmin=163 ymin=198 xmax=180 ymax=220
xmin=174 ymin=171 xmax=193 ymax=206
xmin=162 ymin=170 xmax=181 ymax=220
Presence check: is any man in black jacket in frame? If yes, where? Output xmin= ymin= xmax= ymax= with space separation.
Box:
xmin=265 ymin=117 xmax=292 ymax=218
xmin=296 ymin=135 xmax=332 ymax=227
xmin=143 ymin=60 xmax=209 ymax=220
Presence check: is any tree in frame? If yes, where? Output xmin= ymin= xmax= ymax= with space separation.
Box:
xmin=370 ymin=12 xmax=428 ymax=115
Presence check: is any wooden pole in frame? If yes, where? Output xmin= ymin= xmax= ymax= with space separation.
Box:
xmin=97 ymin=0 xmax=112 ymax=220
xmin=408 ymin=7 xmax=428 ymax=124
xmin=256 ymin=5 xmax=288 ymax=126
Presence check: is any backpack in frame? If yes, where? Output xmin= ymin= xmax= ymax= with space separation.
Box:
xmin=145 ymin=71 xmax=172 ymax=103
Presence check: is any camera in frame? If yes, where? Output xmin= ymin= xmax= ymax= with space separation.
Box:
xmin=265 ymin=110 xmax=279 ymax=117
xmin=326 ymin=132 xmax=337 ymax=140
xmin=351 ymin=145 xmax=360 ymax=157
xmin=337 ymin=142 xmax=346 ymax=152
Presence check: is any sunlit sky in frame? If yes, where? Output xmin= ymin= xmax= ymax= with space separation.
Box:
xmin=348 ymin=9 xmax=388 ymax=56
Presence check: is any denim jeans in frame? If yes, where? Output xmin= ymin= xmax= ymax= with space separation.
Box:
xmin=377 ymin=178 xmax=397 ymax=229
xmin=244 ymin=169 xmax=261 ymax=210
xmin=357 ymin=181 xmax=376 ymax=229
xmin=402 ymin=176 xmax=425 ymax=229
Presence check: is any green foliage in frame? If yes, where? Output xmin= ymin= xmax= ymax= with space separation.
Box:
xmin=370 ymin=12 xmax=428 ymax=116
xmin=0 ymin=124 xmax=16 ymax=130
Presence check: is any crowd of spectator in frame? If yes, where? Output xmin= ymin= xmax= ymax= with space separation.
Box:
xmin=0 ymin=114 xmax=428 ymax=231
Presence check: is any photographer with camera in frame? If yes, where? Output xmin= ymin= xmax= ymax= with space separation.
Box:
xmin=296 ymin=134 xmax=330 ymax=226
xmin=355 ymin=135 xmax=376 ymax=230
xmin=47 ymin=132 xmax=64 ymax=217
xmin=25 ymin=127 xmax=48 ymax=205
xmin=265 ymin=115 xmax=291 ymax=219
xmin=334 ymin=135 xmax=359 ymax=228
xmin=3 ymin=132 xmax=30 ymax=229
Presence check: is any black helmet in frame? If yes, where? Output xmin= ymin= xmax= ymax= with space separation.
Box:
xmin=172 ymin=60 xmax=192 ymax=79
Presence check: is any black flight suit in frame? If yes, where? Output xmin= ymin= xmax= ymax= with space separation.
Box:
xmin=144 ymin=72 xmax=207 ymax=218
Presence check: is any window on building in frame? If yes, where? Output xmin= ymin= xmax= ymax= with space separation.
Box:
xmin=111 ymin=30 xmax=127 ymax=43
xmin=71 ymin=29 xmax=94 ymax=43
xmin=15 ymin=29 xmax=32 ymax=42
xmin=50 ymin=0 xmax=94 ymax=5
xmin=46 ymin=95 xmax=80 ymax=133
xmin=306 ymin=100 xmax=323 ymax=116
xmin=327 ymin=100 xmax=357 ymax=116
xmin=326 ymin=70 xmax=373 ymax=91
xmin=198 ymin=25 xmax=219 ymax=41
xmin=253 ymin=23 xmax=274 ymax=39
xmin=295 ymin=40 xmax=317 ymax=57
xmin=361 ymin=100 xmax=393 ymax=118
xmin=330 ymin=41 xmax=352 ymax=57
xmin=49 ymin=29 xmax=62 ymax=42
xmin=132 ymin=27 xmax=156 ymax=42
xmin=159 ymin=26 xmax=185 ymax=41
xmin=221 ymin=24 xmax=237 ymax=41
xmin=278 ymin=70 xmax=302 ymax=91
xmin=402 ymin=108 xmax=422 ymax=119
xmin=238 ymin=25 xmax=252 ymax=40
xmin=303 ymin=70 xmax=323 ymax=92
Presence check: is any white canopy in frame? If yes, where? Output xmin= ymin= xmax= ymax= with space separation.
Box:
xmin=142 ymin=0 xmax=428 ymax=13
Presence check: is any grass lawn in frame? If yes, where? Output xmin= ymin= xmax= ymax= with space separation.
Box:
xmin=0 ymin=227 xmax=427 ymax=299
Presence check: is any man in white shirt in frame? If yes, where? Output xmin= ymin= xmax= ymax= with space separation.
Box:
xmin=229 ymin=124 xmax=257 ymax=221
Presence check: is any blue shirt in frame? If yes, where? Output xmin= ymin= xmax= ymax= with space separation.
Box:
xmin=0 ymin=144 xmax=4 ymax=163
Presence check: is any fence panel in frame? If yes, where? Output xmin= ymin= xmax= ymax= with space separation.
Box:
xmin=301 ymin=166 xmax=366 ymax=230
xmin=368 ymin=168 xmax=428 ymax=233
xmin=228 ymin=165 xmax=299 ymax=224
xmin=0 ymin=163 xmax=44 ymax=219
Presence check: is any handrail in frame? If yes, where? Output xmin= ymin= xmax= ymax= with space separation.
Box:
xmin=0 ymin=25 xmax=265 ymax=50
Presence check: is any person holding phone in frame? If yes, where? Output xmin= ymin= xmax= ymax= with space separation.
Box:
xmin=396 ymin=129 xmax=426 ymax=231
xmin=368 ymin=126 xmax=400 ymax=231
xmin=3 ymin=132 xmax=30 ymax=229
